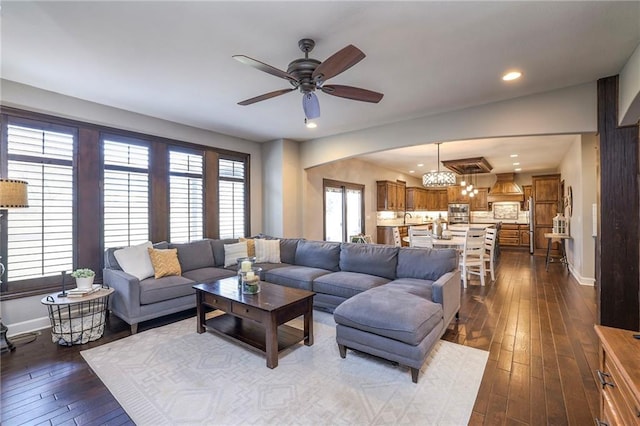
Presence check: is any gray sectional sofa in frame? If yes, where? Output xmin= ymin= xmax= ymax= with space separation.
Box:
xmin=103 ymin=238 xmax=461 ymax=360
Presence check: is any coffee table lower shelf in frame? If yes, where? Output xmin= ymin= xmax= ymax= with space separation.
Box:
xmin=203 ymin=313 xmax=305 ymax=354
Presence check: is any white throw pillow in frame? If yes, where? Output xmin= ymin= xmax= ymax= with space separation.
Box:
xmin=224 ymin=241 xmax=248 ymax=267
xmin=113 ymin=241 xmax=155 ymax=281
xmin=255 ymin=239 xmax=281 ymax=264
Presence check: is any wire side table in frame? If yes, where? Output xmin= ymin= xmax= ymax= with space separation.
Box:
xmin=41 ymin=287 xmax=114 ymax=346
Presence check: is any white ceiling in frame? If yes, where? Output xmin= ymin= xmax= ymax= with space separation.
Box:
xmin=2 ymin=1 xmax=639 ymax=174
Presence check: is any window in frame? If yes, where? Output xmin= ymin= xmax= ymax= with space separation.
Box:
xmin=169 ymin=150 xmax=203 ymax=243
xmin=5 ymin=122 xmax=75 ymax=282
xmin=219 ymin=158 xmax=246 ymax=238
xmin=103 ymin=136 xmax=149 ymax=248
xmin=323 ymin=179 xmax=364 ymax=242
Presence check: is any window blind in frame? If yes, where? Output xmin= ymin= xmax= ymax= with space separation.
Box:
xmin=6 ymin=124 xmax=74 ymax=281
xmin=219 ymin=158 xmax=245 ymax=239
xmin=169 ymin=150 xmax=203 ymax=243
xmin=103 ymin=138 xmax=149 ymax=248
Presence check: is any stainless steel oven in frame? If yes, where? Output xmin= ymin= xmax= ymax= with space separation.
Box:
xmin=447 ymin=203 xmax=469 ymax=224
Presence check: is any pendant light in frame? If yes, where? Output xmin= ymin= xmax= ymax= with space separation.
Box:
xmin=422 ymin=143 xmax=456 ymax=187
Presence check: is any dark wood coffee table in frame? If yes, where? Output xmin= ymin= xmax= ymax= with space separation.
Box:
xmin=194 ymin=277 xmax=315 ymax=368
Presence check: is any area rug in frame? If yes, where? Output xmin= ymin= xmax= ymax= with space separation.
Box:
xmin=81 ymin=312 xmax=488 ymax=425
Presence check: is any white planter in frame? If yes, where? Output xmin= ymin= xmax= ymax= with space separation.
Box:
xmin=76 ymin=276 xmax=94 ymax=290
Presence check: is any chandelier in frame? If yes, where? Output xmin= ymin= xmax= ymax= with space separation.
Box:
xmin=422 ymin=143 xmax=456 ymax=187
xmin=460 ymin=172 xmax=479 ymax=198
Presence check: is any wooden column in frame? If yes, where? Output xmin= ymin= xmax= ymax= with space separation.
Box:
xmin=149 ymin=142 xmax=168 ymax=243
xmin=597 ymin=75 xmax=640 ymax=331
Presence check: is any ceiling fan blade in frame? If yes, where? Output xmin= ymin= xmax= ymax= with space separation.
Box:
xmin=238 ymin=88 xmax=296 ymax=106
xmin=233 ymin=55 xmax=298 ymax=83
xmin=321 ymin=85 xmax=384 ymax=103
xmin=312 ymin=45 xmax=366 ymax=82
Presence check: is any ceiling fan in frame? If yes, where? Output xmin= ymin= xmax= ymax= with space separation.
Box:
xmin=233 ymin=39 xmax=384 ymax=120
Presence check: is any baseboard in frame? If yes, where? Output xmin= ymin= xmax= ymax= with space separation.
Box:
xmin=6 ymin=316 xmax=50 ymax=337
xmin=569 ymin=265 xmax=595 ymax=286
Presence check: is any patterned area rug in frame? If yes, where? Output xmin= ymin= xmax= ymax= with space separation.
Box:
xmin=81 ymin=312 xmax=488 ymax=425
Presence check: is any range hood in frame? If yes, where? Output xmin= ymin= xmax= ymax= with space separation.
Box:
xmin=487 ymin=173 xmax=524 ymax=203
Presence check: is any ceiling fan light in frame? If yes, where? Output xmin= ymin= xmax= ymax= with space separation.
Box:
xmin=304 ymin=118 xmax=317 ymax=129
xmin=302 ymin=92 xmax=320 ymax=119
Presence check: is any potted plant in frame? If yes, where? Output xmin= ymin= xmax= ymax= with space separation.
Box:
xmin=71 ymin=268 xmax=95 ymax=290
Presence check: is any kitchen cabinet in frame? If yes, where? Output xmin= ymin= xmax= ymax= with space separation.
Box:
xmin=498 ymin=224 xmax=520 ymax=246
xmin=470 ymin=187 xmax=489 ymax=211
xmin=377 ymin=181 xmax=406 ymax=211
xmin=405 ymin=187 xmax=424 ymax=211
xmin=377 ymin=226 xmax=408 ymax=246
xmin=519 ymin=228 xmax=530 ymax=247
xmin=425 ymin=189 xmax=447 ymax=210
xmin=447 ymin=186 xmax=468 ymax=204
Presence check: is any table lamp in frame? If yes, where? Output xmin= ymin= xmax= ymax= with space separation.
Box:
xmin=0 ymin=178 xmax=29 ymax=354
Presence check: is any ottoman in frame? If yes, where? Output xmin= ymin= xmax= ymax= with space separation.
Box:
xmin=333 ymin=285 xmax=444 ymax=383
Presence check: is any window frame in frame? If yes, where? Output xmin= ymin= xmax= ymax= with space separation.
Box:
xmin=168 ymin=146 xmax=205 ymax=243
xmin=322 ymin=178 xmax=365 ymax=242
xmin=218 ymin=154 xmax=250 ymax=239
xmin=0 ymin=115 xmax=78 ymax=294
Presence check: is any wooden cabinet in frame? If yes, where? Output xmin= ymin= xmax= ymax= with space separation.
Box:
xmin=522 ymin=185 xmax=532 ymax=210
xmin=594 ymin=325 xmax=640 ymax=426
xmin=425 ymin=189 xmax=447 ymax=210
xmin=499 ymin=224 xmax=520 ymax=246
xmin=470 ymin=187 xmax=489 ymax=211
xmin=532 ymin=174 xmax=561 ymax=256
xmin=519 ymin=228 xmax=530 ymax=247
xmin=447 ymin=186 xmax=468 ymax=204
xmin=376 ymin=226 xmax=408 ymax=246
xmin=377 ymin=181 xmax=406 ymax=211
xmin=405 ymin=187 xmax=447 ymax=211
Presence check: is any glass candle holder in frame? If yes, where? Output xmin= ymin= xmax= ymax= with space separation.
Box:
xmin=237 ymin=256 xmax=256 ymax=287
xmin=240 ymin=267 xmax=262 ymax=294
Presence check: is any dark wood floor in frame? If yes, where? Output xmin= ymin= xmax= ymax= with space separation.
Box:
xmin=1 ymin=249 xmax=599 ymax=425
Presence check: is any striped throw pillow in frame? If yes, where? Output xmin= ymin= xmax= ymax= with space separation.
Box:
xmin=255 ymin=239 xmax=281 ymax=263
xmin=224 ymin=241 xmax=248 ymax=267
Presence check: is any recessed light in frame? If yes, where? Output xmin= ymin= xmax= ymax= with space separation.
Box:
xmin=510 ymin=154 xmax=518 ymax=158
xmin=409 ymin=170 xmax=415 ymax=174
xmin=513 ymin=162 xmax=520 ymax=166
xmin=502 ymin=71 xmax=522 ymax=81
xmin=515 ymin=168 xmax=522 ymax=172
xmin=417 ymin=163 xmax=424 ymax=167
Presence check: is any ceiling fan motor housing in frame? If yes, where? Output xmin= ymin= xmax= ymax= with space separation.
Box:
xmin=287 ymin=58 xmax=321 ymax=92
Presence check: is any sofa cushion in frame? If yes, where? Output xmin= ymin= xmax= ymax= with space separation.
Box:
xmin=114 ymin=241 xmax=155 ymax=280
xmin=209 ymin=238 xmax=239 ymax=267
xmin=170 ymin=240 xmax=215 ymax=272
xmin=294 ymin=240 xmax=341 ymax=272
xmin=279 ymin=238 xmax=302 ymax=264
xmin=339 ymin=243 xmax=398 ymax=280
xmin=223 ymin=241 xmax=248 ymax=267
xmin=239 ymin=237 xmax=256 ymax=256
xmin=313 ymin=271 xmax=390 ymax=299
xmin=255 ymin=238 xmax=281 ymax=263
xmin=139 ymin=275 xmax=195 ymax=305
xmin=396 ymin=247 xmax=458 ymax=281
xmin=333 ymin=286 xmax=443 ymax=346
xmin=386 ymin=278 xmax=435 ymax=300
xmin=264 ymin=265 xmax=330 ymax=291
xmin=105 ymin=241 xmax=169 ymax=271
xmin=147 ymin=248 xmax=181 ymax=279
xmin=182 ymin=267 xmax=236 ymax=283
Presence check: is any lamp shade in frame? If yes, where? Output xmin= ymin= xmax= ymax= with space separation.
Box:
xmin=422 ymin=171 xmax=456 ymax=187
xmin=0 ymin=179 xmax=29 ymax=208
xmin=302 ymin=92 xmax=320 ymax=119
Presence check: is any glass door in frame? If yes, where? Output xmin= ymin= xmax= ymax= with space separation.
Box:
xmin=323 ymin=179 xmax=364 ymax=242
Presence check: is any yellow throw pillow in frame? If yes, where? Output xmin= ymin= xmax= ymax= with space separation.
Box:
xmin=147 ymin=248 xmax=181 ymax=279
xmin=239 ymin=237 xmax=256 ymax=257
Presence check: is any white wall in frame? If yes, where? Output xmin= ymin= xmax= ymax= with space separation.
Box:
xmin=619 ymin=42 xmax=640 ymax=126
xmin=558 ymin=134 xmax=597 ymax=285
xmin=304 ymin=158 xmax=421 ymax=241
